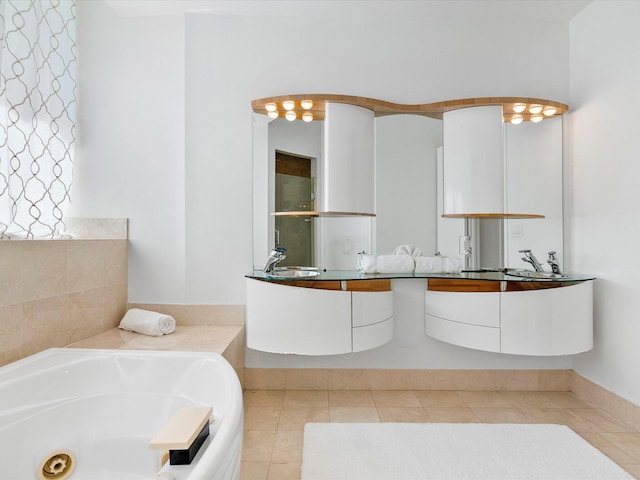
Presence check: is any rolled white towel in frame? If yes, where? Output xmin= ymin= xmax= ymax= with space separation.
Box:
xmin=414 ymin=256 xmax=462 ymax=273
xmin=119 ymin=308 xmax=176 ymax=337
xmin=393 ymin=244 xmax=423 ymax=258
xmin=358 ymin=254 xmax=415 ymax=273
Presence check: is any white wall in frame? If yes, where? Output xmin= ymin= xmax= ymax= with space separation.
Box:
xmin=77 ymin=3 xmax=576 ymax=369
xmin=74 ymin=2 xmax=186 ymax=303
xmin=569 ymin=1 xmax=640 ymax=405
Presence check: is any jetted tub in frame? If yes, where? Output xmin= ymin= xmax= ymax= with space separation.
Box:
xmin=0 ymin=348 xmax=243 ymax=480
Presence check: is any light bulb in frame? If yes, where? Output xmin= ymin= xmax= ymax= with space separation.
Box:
xmin=543 ymin=106 xmax=557 ymax=116
xmin=529 ymin=104 xmax=543 ymax=114
xmin=510 ymin=114 xmax=523 ymax=125
xmin=301 ymin=99 xmax=314 ymax=110
xmin=265 ymin=103 xmax=277 ymax=112
xmin=531 ymin=114 xmax=543 ymax=123
xmin=302 ymin=112 xmax=313 ymax=122
xmin=282 ymin=100 xmax=295 ymax=111
xmin=285 ymin=110 xmax=296 ymax=121
xmin=512 ymin=103 xmax=526 ymax=113
xmin=267 ymin=110 xmax=279 ymax=119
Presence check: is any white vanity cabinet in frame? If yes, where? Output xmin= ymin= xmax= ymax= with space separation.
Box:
xmin=246 ymin=278 xmax=393 ymax=355
xmin=425 ymin=279 xmax=593 ymax=356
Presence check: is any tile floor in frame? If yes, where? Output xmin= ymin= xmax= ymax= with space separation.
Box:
xmin=240 ymin=389 xmax=640 ymax=480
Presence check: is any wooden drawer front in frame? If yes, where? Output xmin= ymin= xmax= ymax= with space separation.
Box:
xmin=352 ymin=290 xmax=394 ymax=327
xmin=425 ymin=314 xmax=500 ymax=353
xmin=346 ymin=279 xmax=392 ymax=292
xmin=425 ymin=290 xmax=500 ymax=328
xmin=428 ymin=278 xmax=501 ymax=292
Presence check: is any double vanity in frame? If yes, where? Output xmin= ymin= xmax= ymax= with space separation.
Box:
xmin=246 ymin=270 xmax=594 ymax=357
xmin=249 ymin=93 xmax=595 ymax=359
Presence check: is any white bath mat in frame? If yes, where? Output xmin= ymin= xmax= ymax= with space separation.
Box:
xmin=302 ymin=423 xmax=633 ymax=480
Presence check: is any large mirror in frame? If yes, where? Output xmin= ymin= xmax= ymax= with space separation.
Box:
xmin=253 ymin=98 xmax=565 ymax=273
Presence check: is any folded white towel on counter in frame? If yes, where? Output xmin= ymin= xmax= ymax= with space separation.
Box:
xmin=393 ymin=244 xmax=423 ymax=258
xmin=119 ymin=308 xmax=176 ymax=336
xmin=414 ymin=256 xmax=463 ymax=274
xmin=358 ymin=254 xmax=415 ymax=273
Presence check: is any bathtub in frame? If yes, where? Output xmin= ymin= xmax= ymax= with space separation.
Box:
xmin=0 ymin=348 xmax=243 ymax=480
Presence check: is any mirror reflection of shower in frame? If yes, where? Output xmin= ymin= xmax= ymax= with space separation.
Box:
xmin=275 ymin=151 xmax=316 ymax=266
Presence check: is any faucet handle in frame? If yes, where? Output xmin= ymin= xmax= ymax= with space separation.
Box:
xmin=548 ymin=250 xmax=557 ymax=256
xmin=518 ymin=249 xmax=531 ymax=254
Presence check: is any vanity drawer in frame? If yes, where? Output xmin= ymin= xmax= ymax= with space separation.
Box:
xmin=425 ymin=313 xmax=500 ymax=353
xmin=425 ymin=290 xmax=500 ymax=328
xmin=353 ymin=317 xmax=394 ymax=353
xmin=352 ymin=290 xmax=394 ymax=327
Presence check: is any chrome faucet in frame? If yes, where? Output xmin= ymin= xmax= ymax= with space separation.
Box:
xmin=519 ymin=249 xmax=544 ymax=272
xmin=263 ymin=247 xmax=287 ymax=273
xmin=547 ymin=250 xmax=561 ymax=274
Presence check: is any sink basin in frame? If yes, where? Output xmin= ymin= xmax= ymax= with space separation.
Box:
xmin=268 ymin=268 xmax=321 ymax=279
xmin=507 ymin=269 xmax=568 ymax=280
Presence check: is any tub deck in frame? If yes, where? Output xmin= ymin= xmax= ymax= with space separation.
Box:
xmin=67 ymin=325 xmax=245 ymax=385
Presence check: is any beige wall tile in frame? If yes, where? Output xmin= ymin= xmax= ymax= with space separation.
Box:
xmin=22 ymin=294 xmax=72 ymax=356
xmin=0 ymin=242 xmax=23 ymax=306
xmin=285 ymin=369 xmax=328 ymax=390
xmin=408 ymin=370 xmax=455 ymax=390
xmin=104 ymin=240 xmax=128 ymax=285
xmin=104 ymin=282 xmax=128 ymax=328
xmin=328 ymin=369 xmax=370 ymax=390
xmin=21 ymin=241 xmax=68 ymax=301
xmin=126 ymin=303 xmax=244 ymax=326
xmin=496 ymin=370 xmax=540 ymax=391
xmin=0 ymin=303 xmax=22 ymax=366
xmin=67 ymin=240 xmax=106 ymax=292
xmin=367 ymin=369 xmax=411 ymax=390
xmin=68 ymin=287 xmax=106 ymax=343
xmin=453 ymin=370 xmax=499 ymax=390
xmin=538 ymin=369 xmax=572 ymax=391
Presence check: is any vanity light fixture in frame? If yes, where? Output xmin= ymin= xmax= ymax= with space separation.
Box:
xmin=302 ymin=112 xmax=313 ymax=122
xmin=267 ymin=110 xmax=279 ymax=119
xmin=285 ymin=110 xmax=297 ymax=121
xmin=528 ymin=104 xmax=543 ymax=114
xmin=301 ymin=99 xmax=314 ymax=110
xmin=543 ymin=106 xmax=557 ymax=116
xmin=510 ymin=114 xmax=523 ymax=125
xmin=512 ymin=103 xmax=526 ymax=113
xmin=530 ymin=114 xmax=543 ymax=123
xmin=282 ymin=100 xmax=295 ymax=111
xmin=265 ymin=103 xmax=277 ymax=112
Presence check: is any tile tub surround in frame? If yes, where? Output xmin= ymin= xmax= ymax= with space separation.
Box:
xmin=0 ymin=239 xmax=128 ymax=367
xmin=126 ymin=303 xmax=244 ymax=326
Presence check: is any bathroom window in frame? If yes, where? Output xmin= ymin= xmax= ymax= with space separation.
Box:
xmin=0 ymin=0 xmax=76 ymax=239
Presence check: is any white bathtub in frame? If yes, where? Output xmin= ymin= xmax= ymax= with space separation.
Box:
xmin=0 ymin=348 xmax=243 ymax=480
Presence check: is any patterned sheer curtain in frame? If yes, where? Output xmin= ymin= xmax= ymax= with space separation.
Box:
xmin=0 ymin=0 xmax=76 ymax=239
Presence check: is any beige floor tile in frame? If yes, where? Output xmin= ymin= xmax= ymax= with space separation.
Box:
xmin=240 ymin=461 xmax=270 ymax=480
xmin=329 ymin=390 xmax=375 ymax=407
xmin=471 ymin=407 xmax=531 ymax=424
xmin=580 ymin=432 xmax=639 ymax=465
xmin=371 ymin=390 xmax=421 ymax=407
xmin=283 ymin=390 xmax=329 ymax=407
xmin=244 ymin=390 xmax=285 ymax=407
xmin=568 ymin=408 xmax=634 ymax=433
xmin=271 ymin=430 xmax=304 ymax=464
xmin=498 ymin=391 xmax=561 ymax=409
xmin=621 ymin=463 xmax=640 ymax=479
xmin=602 ymin=433 xmax=640 ymax=461
xmin=377 ymin=407 xmax=429 ymax=423
xmin=519 ymin=406 xmax=593 ymax=431
xmin=242 ymin=430 xmax=277 ymax=462
xmin=544 ymin=391 xmax=593 ymax=408
xmin=244 ymin=406 xmax=281 ymax=431
xmin=330 ymin=406 xmax=380 ymax=423
xmin=458 ymin=391 xmax=514 ymax=408
xmin=414 ymin=390 xmax=467 ymax=408
xmin=425 ymin=407 xmax=480 ymax=423
xmin=278 ymin=407 xmax=330 ymax=431
xmin=266 ymin=462 xmax=301 ymax=480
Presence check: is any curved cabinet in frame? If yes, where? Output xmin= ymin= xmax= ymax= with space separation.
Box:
xmin=246 ymin=279 xmax=393 ymax=355
xmin=425 ymin=280 xmax=593 ymax=356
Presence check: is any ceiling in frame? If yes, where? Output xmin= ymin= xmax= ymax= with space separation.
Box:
xmin=104 ymin=0 xmax=592 ymax=21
